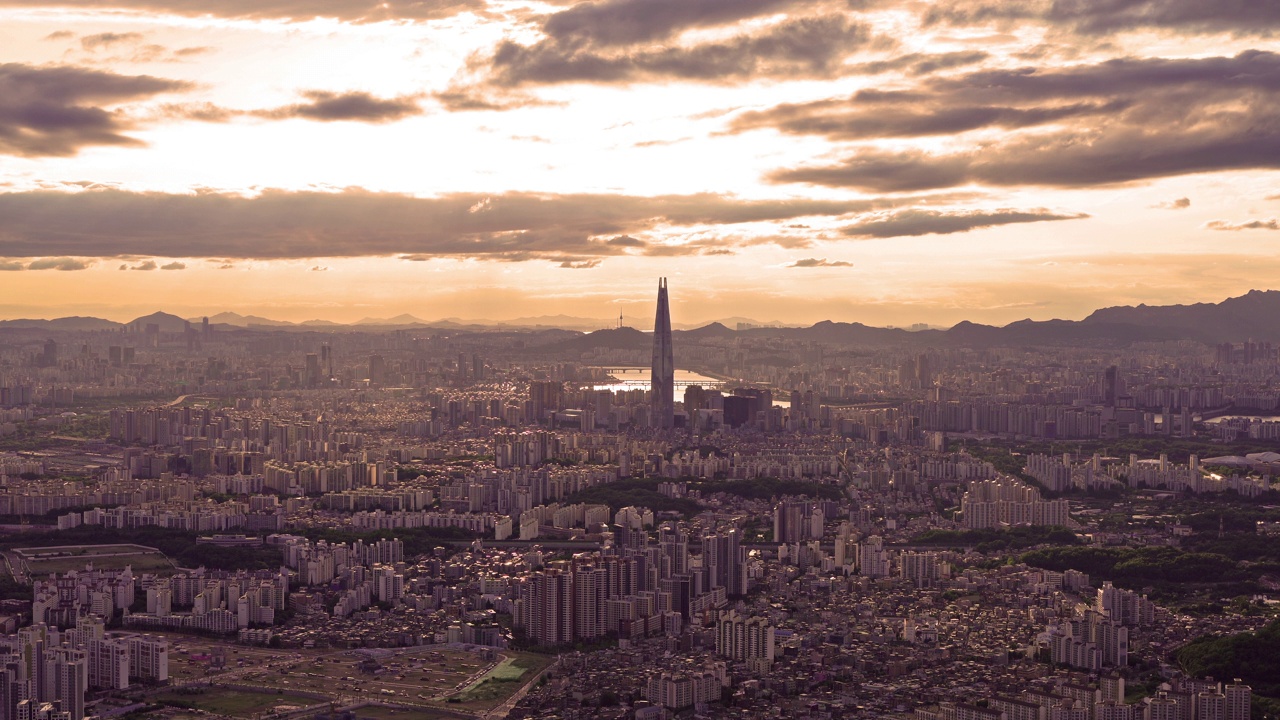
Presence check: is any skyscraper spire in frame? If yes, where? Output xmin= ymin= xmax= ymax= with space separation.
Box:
xmin=652 ymin=278 xmax=674 ymax=429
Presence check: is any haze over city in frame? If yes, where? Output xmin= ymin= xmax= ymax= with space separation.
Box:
xmin=3 ymin=0 xmax=1280 ymax=325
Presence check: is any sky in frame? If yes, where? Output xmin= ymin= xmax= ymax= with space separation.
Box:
xmin=1 ymin=0 xmax=1280 ymax=328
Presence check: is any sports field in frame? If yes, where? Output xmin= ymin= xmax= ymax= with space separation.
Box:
xmin=16 ymin=543 xmax=174 ymax=576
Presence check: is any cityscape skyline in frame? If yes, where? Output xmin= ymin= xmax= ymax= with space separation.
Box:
xmin=2 ymin=268 xmax=1279 ymax=719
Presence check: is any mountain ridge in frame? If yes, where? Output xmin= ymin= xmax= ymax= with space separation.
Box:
xmin=3 ymin=290 xmax=1279 ymax=345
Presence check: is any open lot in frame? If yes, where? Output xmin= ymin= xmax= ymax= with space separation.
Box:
xmin=153 ymin=687 xmax=317 ymax=717
xmin=432 ymin=652 xmax=552 ymax=712
xmin=16 ymin=544 xmax=174 ymax=576
xmin=226 ymin=648 xmax=494 ymax=700
xmin=346 ymin=705 xmax=469 ymax=720
xmin=159 ymin=634 xmax=545 ymax=710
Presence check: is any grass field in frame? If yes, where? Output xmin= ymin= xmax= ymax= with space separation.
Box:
xmin=17 ymin=544 xmax=151 ymax=557
xmin=436 ymin=653 xmax=552 ymax=710
xmin=26 ymin=554 xmax=173 ymax=575
xmin=154 ymin=687 xmax=317 ymax=717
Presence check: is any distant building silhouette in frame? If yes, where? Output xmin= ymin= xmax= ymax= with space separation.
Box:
xmin=651 ymin=278 xmax=674 ymax=429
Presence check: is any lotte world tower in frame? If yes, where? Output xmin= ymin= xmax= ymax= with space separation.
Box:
xmin=651 ymin=278 xmax=675 ymax=430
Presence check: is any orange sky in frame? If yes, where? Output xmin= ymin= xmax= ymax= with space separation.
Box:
xmin=2 ymin=0 xmax=1279 ymax=327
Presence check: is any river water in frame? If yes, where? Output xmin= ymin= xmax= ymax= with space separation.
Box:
xmin=590 ymin=367 xmax=724 ymax=393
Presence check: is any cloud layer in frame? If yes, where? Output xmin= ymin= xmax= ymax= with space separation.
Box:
xmin=841 ymin=209 xmax=1087 ymax=237
xmin=758 ymin=51 xmax=1280 ymax=191
xmin=0 ymin=187 xmax=960 ymax=263
xmin=479 ymin=14 xmax=874 ymax=87
xmin=923 ymin=0 xmax=1280 ymax=36
xmin=0 ymin=63 xmax=190 ymax=156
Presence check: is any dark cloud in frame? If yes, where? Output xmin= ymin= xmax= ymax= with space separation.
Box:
xmin=480 ymin=15 xmax=875 ymax=87
xmin=772 ymin=150 xmax=970 ymax=192
xmin=27 ymin=257 xmax=91 ymax=271
xmin=0 ymin=188 xmax=918 ymax=263
xmin=160 ymin=261 xmax=186 ymax=269
xmin=847 ymin=50 xmax=990 ymax=76
xmin=0 ymin=0 xmax=484 ymax=23
xmin=772 ymin=131 xmax=1280 ymax=192
xmin=174 ymin=46 xmax=214 ymax=57
xmin=605 ymin=235 xmax=646 ymax=247
xmin=80 ymin=32 xmax=145 ymax=51
xmin=1206 ymin=218 xmax=1280 ymax=231
xmin=841 ymin=208 xmax=1087 ymax=237
xmin=541 ymin=0 xmax=802 ymax=47
xmin=159 ymin=102 xmax=238 ymax=122
xmin=42 ymin=31 xmax=75 ymax=41
xmin=559 ymin=260 xmax=601 ymax=268
xmin=131 ymin=260 xmax=158 ymax=270
xmin=1152 ymin=197 xmax=1191 ymax=210
xmin=743 ymin=51 xmax=1280 ymax=140
xmin=257 ymin=91 xmax=423 ymax=123
xmin=789 ymin=258 xmax=851 ymax=267
xmin=0 ymin=261 xmax=25 ymax=271
xmin=765 ymin=51 xmax=1280 ymax=191
xmin=732 ymin=94 xmax=1125 ymax=140
xmin=0 ymin=63 xmax=190 ymax=157
xmin=431 ymin=88 xmax=558 ymax=112
xmin=161 ymin=91 xmax=426 ymax=124
xmin=924 ymin=0 xmax=1280 ymax=36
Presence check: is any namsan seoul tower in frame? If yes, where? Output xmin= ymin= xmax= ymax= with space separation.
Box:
xmin=651 ymin=278 xmax=675 ymax=429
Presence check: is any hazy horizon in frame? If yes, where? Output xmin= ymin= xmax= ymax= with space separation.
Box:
xmin=0 ymin=286 xmax=1276 ymax=333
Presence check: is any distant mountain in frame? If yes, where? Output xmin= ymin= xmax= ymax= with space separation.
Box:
xmin=702 ymin=316 xmax=793 ymax=330
xmin=126 ymin=311 xmax=189 ymax=333
xmin=435 ymin=315 xmax=614 ymax=330
xmin=677 ymin=322 xmax=737 ymax=340
xmin=749 ymin=320 xmax=914 ymax=346
xmin=542 ymin=327 xmax=651 ymax=353
xmin=354 ymin=314 xmax=427 ymax=326
xmin=943 ymin=318 xmax=1185 ymax=346
xmin=0 ymin=316 xmax=123 ymax=331
xmin=194 ymin=312 xmax=295 ymax=327
xmin=503 ymin=315 xmax=612 ymax=330
xmin=5 ymin=290 xmax=1280 ymax=345
xmin=1082 ymin=289 xmax=1280 ymax=342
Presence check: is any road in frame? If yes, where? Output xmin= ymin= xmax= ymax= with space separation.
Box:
xmin=0 ymin=551 xmax=27 ymax=584
xmin=482 ymin=659 xmax=557 ymax=720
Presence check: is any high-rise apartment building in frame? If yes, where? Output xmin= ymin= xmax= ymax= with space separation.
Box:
xmin=716 ymin=611 xmax=775 ymax=672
